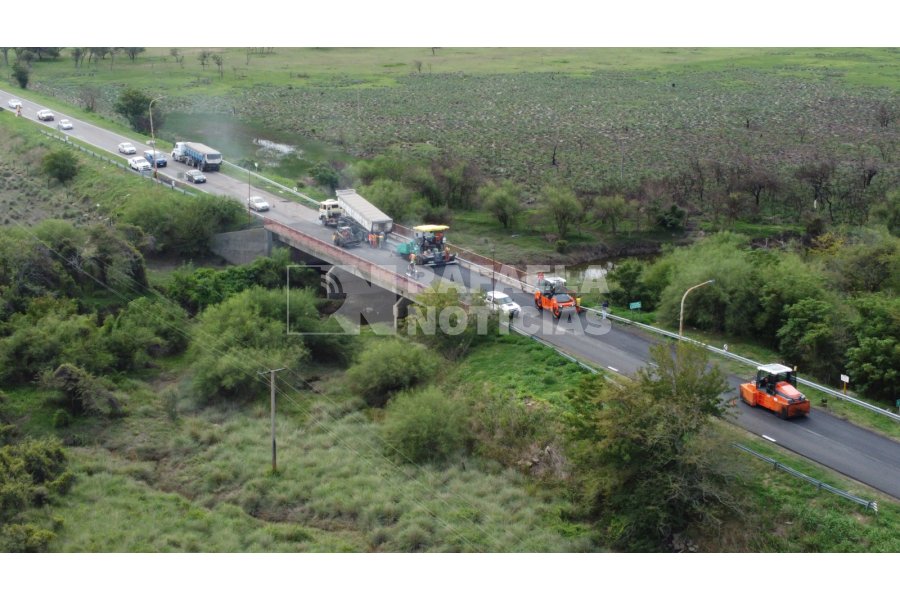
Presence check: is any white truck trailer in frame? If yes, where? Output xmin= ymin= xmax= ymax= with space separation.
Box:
xmin=335 ymin=189 xmax=393 ymax=234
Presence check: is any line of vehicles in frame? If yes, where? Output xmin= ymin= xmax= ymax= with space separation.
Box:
xmin=1 ymin=95 xmax=841 ymax=424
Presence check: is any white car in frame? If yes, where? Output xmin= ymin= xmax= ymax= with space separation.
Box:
xmin=128 ymin=157 xmax=152 ymax=172
xmin=248 ymin=196 xmax=270 ymax=212
xmin=118 ymin=142 xmax=137 ymax=155
xmin=36 ymin=109 xmax=55 ymax=121
xmin=58 ymin=119 xmax=73 ymax=130
xmin=7 ymin=99 xmax=23 ymax=109
xmin=486 ymin=291 xmax=521 ymax=318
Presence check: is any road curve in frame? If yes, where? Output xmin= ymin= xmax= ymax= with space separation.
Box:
xmin=3 ymin=88 xmax=898 ymax=500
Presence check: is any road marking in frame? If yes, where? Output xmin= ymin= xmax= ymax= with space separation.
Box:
xmin=762 ymin=435 xmax=776 ymax=443
xmin=607 ymin=366 xmax=619 ymax=373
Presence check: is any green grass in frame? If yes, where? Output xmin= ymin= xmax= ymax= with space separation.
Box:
xmin=725 ymin=429 xmax=900 ymax=552
xmin=8 ymin=48 xmax=899 ymax=91
xmin=454 ymin=334 xmax=593 ymax=408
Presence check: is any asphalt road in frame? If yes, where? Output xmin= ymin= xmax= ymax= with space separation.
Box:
xmin=4 ymin=88 xmax=899 ymax=500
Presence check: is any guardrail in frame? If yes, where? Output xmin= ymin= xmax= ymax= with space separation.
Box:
xmin=733 ymin=443 xmax=878 ymax=512
xmin=223 ymin=160 xmax=320 ymax=211
xmin=591 ymin=307 xmax=900 ymax=423
xmin=58 ymin=135 xmax=894 ymax=421
xmin=41 ymin=131 xmax=197 ymax=197
xmin=265 ymin=219 xmax=427 ymax=298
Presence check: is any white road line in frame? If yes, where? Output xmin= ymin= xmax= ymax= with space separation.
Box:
xmin=762 ymin=435 xmax=776 ymax=443
xmin=607 ymin=366 xmax=619 ymax=372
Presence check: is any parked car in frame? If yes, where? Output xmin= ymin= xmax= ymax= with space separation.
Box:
xmin=7 ymin=99 xmax=22 ymax=109
xmin=143 ymin=150 xmax=167 ymax=167
xmin=36 ymin=109 xmax=55 ymax=121
xmin=184 ymin=169 xmax=206 ymax=183
xmin=118 ymin=142 xmax=137 ymax=155
xmin=128 ymin=157 xmax=152 ymax=172
xmin=248 ymin=196 xmax=270 ymax=212
xmin=58 ymin=119 xmax=73 ymax=130
xmin=486 ymin=291 xmax=522 ymax=318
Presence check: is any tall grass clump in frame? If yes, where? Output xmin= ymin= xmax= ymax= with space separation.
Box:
xmin=345 ymin=338 xmax=439 ymax=407
xmin=381 ymin=386 xmax=471 ymax=464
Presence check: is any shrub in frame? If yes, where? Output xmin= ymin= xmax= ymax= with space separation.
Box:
xmin=41 ymin=150 xmax=79 ymax=184
xmin=346 ymin=338 xmax=438 ymax=407
xmin=382 ymin=386 xmax=470 ymax=464
xmin=0 ymin=524 xmax=55 ymax=552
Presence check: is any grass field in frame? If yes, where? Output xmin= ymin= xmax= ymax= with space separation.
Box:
xmin=7 ymin=47 xmax=897 ymax=198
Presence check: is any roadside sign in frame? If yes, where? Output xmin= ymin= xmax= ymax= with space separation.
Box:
xmin=629 ymin=301 xmax=642 ymax=310
xmin=840 ymin=374 xmax=850 ymax=383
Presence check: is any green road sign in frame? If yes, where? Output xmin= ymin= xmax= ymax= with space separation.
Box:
xmin=629 ymin=301 xmax=642 ymax=310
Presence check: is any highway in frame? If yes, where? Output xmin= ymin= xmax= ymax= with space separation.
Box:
xmin=3 ymin=87 xmax=899 ymax=501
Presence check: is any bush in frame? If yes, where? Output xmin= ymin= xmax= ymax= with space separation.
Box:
xmin=382 ymin=386 xmax=470 ymax=464
xmin=0 ymin=524 xmax=55 ymax=552
xmin=346 ymin=338 xmax=439 ymax=407
xmin=41 ymin=150 xmax=79 ymax=184
xmin=189 ymin=287 xmax=310 ymax=403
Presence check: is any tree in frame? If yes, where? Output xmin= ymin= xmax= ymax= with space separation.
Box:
xmin=360 ymin=179 xmax=422 ymax=223
xmin=846 ymin=294 xmax=900 ymax=403
xmin=170 ymin=48 xmax=184 ymax=67
xmin=198 ymin=50 xmax=211 ymax=69
xmin=212 ymin=54 xmax=224 ymax=77
xmin=124 ymin=47 xmax=145 ymax=62
xmin=70 ymin=47 xmax=84 ymax=68
xmin=541 ymin=185 xmax=580 ymax=239
xmin=11 ymin=63 xmax=29 ymax=89
xmin=596 ymin=195 xmax=628 ymax=234
xmin=41 ymin=150 xmax=79 ymax=184
xmin=480 ymin=180 xmax=521 ymax=229
xmin=309 ymin=163 xmax=339 ymax=193
xmin=777 ymin=298 xmax=843 ymax=375
xmin=0 ymin=47 xmax=9 ymax=66
xmin=569 ymin=343 xmax=738 ymax=550
xmin=189 ymin=287 xmax=310 ymax=403
xmin=114 ymin=87 xmax=162 ymax=134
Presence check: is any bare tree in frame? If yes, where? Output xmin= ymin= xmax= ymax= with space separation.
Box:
xmin=876 ymin=102 xmax=894 ymax=128
xmin=198 ymin=50 xmax=210 ymax=69
xmin=170 ymin=48 xmax=185 ymax=67
xmin=125 ymin=47 xmax=145 ymax=62
xmin=108 ymin=47 xmax=121 ymax=70
xmin=796 ymin=158 xmax=836 ymax=222
xmin=413 ymin=60 xmax=422 ymax=73
xmin=80 ymin=86 xmax=100 ymax=113
xmin=212 ymin=54 xmax=224 ymax=78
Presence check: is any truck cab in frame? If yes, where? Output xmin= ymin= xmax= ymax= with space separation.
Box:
xmin=318 ymin=199 xmax=344 ymax=227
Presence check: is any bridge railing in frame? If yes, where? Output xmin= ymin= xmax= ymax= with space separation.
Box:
xmin=265 ymin=219 xmax=427 ymax=297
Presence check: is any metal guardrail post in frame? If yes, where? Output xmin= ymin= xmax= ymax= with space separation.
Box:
xmin=732 ymin=444 xmax=877 ymax=512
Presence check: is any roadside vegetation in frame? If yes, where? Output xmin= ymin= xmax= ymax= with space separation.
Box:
xmin=1 ymin=49 xmax=898 ymax=553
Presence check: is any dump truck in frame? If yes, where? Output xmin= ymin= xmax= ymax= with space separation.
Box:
xmin=318 ymin=199 xmax=344 ymax=227
xmin=172 ymin=142 xmax=223 ymax=172
xmin=394 ymin=225 xmax=457 ymax=267
xmin=739 ymin=364 xmax=810 ymax=419
xmin=534 ymin=276 xmax=583 ymax=319
xmin=335 ymin=189 xmax=393 ymax=235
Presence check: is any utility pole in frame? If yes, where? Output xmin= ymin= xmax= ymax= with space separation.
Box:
xmin=259 ymin=367 xmax=285 ymax=473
